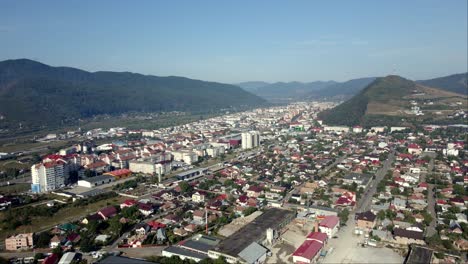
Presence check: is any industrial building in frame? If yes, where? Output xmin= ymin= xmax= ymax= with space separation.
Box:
xmin=77 ymin=175 xmax=114 ymax=188
xmin=162 ymin=234 xmax=220 ymax=262
xmin=208 ymin=208 xmax=295 ymax=263
xmin=176 ymin=168 xmax=209 ymax=181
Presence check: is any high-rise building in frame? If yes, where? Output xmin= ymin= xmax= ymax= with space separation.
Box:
xmin=241 ymin=131 xmax=260 ymax=149
xmin=31 ymin=161 xmax=66 ymax=193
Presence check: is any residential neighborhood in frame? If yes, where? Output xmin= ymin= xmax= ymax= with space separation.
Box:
xmin=0 ymin=102 xmax=466 ymax=264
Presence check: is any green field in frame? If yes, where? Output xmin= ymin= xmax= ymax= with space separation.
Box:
xmin=0 ymin=183 xmax=30 ymax=195
xmin=0 ymin=195 xmax=127 ymax=242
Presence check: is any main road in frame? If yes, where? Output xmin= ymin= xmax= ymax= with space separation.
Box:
xmin=423 ymin=156 xmax=437 ymax=237
xmin=356 ymin=150 xmax=395 ymax=213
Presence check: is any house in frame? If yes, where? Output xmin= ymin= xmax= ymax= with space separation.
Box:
xmin=5 ymin=233 xmax=34 ymax=251
xmin=173 ymin=228 xmax=188 ymax=237
xmin=453 ymin=239 xmax=468 ymax=251
xmin=50 ymin=235 xmax=64 ymax=248
xmin=98 ymin=206 xmax=118 ymax=220
xmin=335 ymin=191 xmax=356 ymax=208
xmin=246 ymin=186 xmax=263 ymax=198
xmin=184 ymin=224 xmax=198 ymax=233
xmin=193 ymin=210 xmax=205 ymax=222
xmin=120 ymin=199 xmax=138 ymax=209
xmin=407 ymin=144 xmax=422 ymax=155
xmin=318 ymin=216 xmax=340 ymax=238
xmin=81 ymin=213 xmax=101 ymax=224
xmin=406 ymin=223 xmax=424 ymax=233
xmin=192 ymin=192 xmax=205 ymax=203
xmin=393 ymin=228 xmax=425 ymax=245
xmin=355 ymin=211 xmax=376 ymax=230
xmin=392 ymin=197 xmax=407 ymax=210
xmin=135 ymin=223 xmax=151 ymax=236
xmin=342 ymin=173 xmax=372 ymax=189
xmin=138 ymin=203 xmax=154 ymax=216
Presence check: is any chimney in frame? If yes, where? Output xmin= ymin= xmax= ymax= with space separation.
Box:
xmin=314 ymin=221 xmax=319 ymax=233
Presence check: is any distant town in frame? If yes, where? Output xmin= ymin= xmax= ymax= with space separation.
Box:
xmin=0 ymin=101 xmax=466 ymax=264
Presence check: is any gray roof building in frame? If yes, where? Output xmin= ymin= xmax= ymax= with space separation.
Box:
xmin=238 ymin=242 xmax=268 ymax=264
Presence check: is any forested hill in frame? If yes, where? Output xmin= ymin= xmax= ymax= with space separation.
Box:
xmin=417 ymin=72 xmax=467 ymax=95
xmin=0 ymin=59 xmax=266 ymax=130
xmin=317 ymin=75 xmax=467 ymax=127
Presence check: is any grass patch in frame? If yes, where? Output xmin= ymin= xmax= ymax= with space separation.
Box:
xmin=0 ymin=183 xmax=30 ymax=195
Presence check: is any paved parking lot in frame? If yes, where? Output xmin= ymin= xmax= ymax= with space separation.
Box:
xmin=321 ymin=215 xmax=403 ymax=264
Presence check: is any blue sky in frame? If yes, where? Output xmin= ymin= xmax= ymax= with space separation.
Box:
xmin=1 ymin=0 xmax=466 ymax=83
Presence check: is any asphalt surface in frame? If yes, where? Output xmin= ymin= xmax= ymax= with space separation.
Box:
xmin=356 ymin=151 xmax=395 ymax=213
xmin=424 ymin=157 xmax=437 ymax=237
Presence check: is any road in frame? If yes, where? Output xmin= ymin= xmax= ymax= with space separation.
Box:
xmin=319 ymin=155 xmax=348 ymax=177
xmin=356 ymin=151 xmax=395 ymax=213
xmin=424 ymin=157 xmax=437 ymax=237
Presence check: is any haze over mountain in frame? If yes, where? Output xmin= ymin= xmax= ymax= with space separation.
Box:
xmin=417 ymin=73 xmax=467 ymax=95
xmin=0 ymin=59 xmax=266 ymax=130
xmin=237 ymin=81 xmax=337 ymax=101
xmin=318 ymin=75 xmax=467 ymax=127
xmin=308 ymin=77 xmax=377 ymax=100
xmin=241 ymin=72 xmax=467 ymax=102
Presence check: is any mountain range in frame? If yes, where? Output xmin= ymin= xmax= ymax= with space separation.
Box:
xmin=317 ymin=75 xmax=467 ymax=127
xmin=238 ymin=80 xmax=338 ymax=101
xmin=0 ymin=59 xmax=266 ymax=130
xmin=240 ymin=72 xmax=467 ymax=101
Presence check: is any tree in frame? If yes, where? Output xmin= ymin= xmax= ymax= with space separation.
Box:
xmin=422 ymin=211 xmax=433 ymax=226
xmin=242 ymin=207 xmax=257 ymax=216
xmin=385 ymin=209 xmax=396 ymax=221
xmin=35 ymin=232 xmax=52 ymax=248
xmin=52 ymin=245 xmax=63 ymax=258
xmin=109 ymin=217 xmax=123 ymax=236
xmin=33 ymin=253 xmax=45 ymax=264
xmin=453 ymin=184 xmax=466 ymax=196
xmin=121 ymin=206 xmax=140 ymax=219
xmin=377 ymin=210 xmax=386 ymax=221
xmin=338 ymin=209 xmax=349 ymax=224
xmin=178 ymin=181 xmax=192 ymax=194
xmin=79 ymin=237 xmax=94 ymax=253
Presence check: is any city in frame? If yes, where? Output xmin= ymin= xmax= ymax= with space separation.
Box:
xmin=0 ymin=1 xmax=467 ymax=264
xmin=0 ymin=101 xmax=467 ymax=263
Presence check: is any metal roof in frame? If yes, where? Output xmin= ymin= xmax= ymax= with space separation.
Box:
xmin=238 ymin=242 xmax=268 ymax=264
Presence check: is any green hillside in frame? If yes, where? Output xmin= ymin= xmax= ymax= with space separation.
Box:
xmin=0 ymin=59 xmax=266 ymax=130
xmin=317 ymin=75 xmax=467 ymax=127
xmin=417 ymin=73 xmax=467 ymax=95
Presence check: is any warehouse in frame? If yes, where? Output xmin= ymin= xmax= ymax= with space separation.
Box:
xmin=208 ymin=208 xmax=295 ymax=263
xmin=77 ymin=175 xmax=114 ymax=188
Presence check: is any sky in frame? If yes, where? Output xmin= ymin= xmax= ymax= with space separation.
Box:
xmin=0 ymin=0 xmax=467 ymax=83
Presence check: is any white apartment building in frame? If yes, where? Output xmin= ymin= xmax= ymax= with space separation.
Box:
xmin=206 ymin=146 xmax=225 ymax=158
xmin=323 ymin=126 xmax=350 ymax=133
xmin=129 ymin=159 xmax=171 ymax=175
xmin=31 ymin=161 xmax=66 ymax=193
xmin=171 ymin=150 xmax=198 ymax=165
xmin=241 ymin=131 xmax=260 ymax=149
